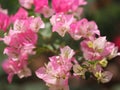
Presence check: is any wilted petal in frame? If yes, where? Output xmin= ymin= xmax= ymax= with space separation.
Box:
xmin=100 ymin=71 xmax=113 ymax=83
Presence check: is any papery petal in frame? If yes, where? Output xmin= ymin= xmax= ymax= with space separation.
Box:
xmin=0 ymin=12 xmax=10 ymax=31
xmin=35 ymin=67 xmax=57 ymax=85
xmin=101 ymin=71 xmax=113 ymax=83
xmin=11 ymin=7 xmax=28 ymax=22
xmin=19 ymin=0 xmax=33 ymax=9
xmin=34 ymin=0 xmax=48 ymax=13
xmin=17 ymin=66 xmax=32 ymax=78
xmin=93 ymin=37 xmax=106 ymax=50
xmin=30 ymin=17 xmax=45 ymax=32
xmin=60 ymin=46 xmax=75 ymax=59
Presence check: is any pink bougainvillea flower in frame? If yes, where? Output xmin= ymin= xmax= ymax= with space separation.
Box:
xmin=20 ymin=43 xmax=36 ymax=55
xmin=80 ymin=37 xmax=117 ymax=60
xmin=4 ymin=44 xmax=36 ymax=61
xmin=50 ymin=13 xmax=75 ymax=37
xmin=2 ymin=58 xmax=31 ymax=83
xmin=33 ymin=0 xmax=48 ymax=13
xmin=1 ymin=29 xmax=22 ymax=45
xmin=52 ymin=0 xmax=87 ymax=13
xmin=69 ymin=18 xmax=100 ymax=40
xmin=17 ymin=29 xmax=38 ymax=45
xmin=52 ymin=0 xmax=71 ymax=13
xmin=73 ymin=7 xmax=84 ymax=19
xmin=60 ymin=46 xmax=75 ymax=59
xmin=40 ymin=6 xmax=54 ymax=18
xmin=2 ymin=29 xmax=37 ymax=48
xmin=4 ymin=47 xmax=21 ymax=61
xmin=0 ymin=12 xmax=10 ymax=31
xmin=36 ymin=46 xmax=76 ymax=90
xmin=19 ymin=0 xmax=33 ymax=9
xmin=70 ymin=0 xmax=87 ymax=11
xmin=1 ymin=16 xmax=41 ymax=83
xmin=1 ymin=15 xmax=45 ymax=81
xmin=30 ymin=16 xmax=45 ymax=32
xmin=2 ymin=29 xmax=37 ymax=83
xmin=13 ymin=19 xmax=29 ymax=32
xmin=36 ymin=60 xmax=70 ymax=90
xmin=11 ymin=7 xmax=28 ymax=22
xmin=17 ymin=66 xmax=32 ymax=79
xmin=79 ymin=0 xmax=87 ymax=5
xmin=36 ymin=66 xmax=58 ymax=85
xmin=33 ymin=0 xmax=54 ymax=18
xmin=22 ymin=30 xmax=37 ymax=44
xmin=13 ymin=16 xmax=45 ymax=33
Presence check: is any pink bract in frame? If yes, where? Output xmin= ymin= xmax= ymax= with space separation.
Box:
xmin=33 ymin=0 xmax=48 ymax=13
xmin=80 ymin=37 xmax=117 ymax=60
xmin=11 ymin=7 xmax=28 ymax=22
xmin=30 ymin=16 xmax=45 ymax=32
xmin=69 ymin=18 xmax=100 ymax=40
xmin=36 ymin=46 xmax=76 ymax=90
xmin=52 ymin=0 xmax=87 ymax=13
xmin=50 ymin=13 xmax=75 ymax=37
xmin=19 ymin=0 xmax=33 ymax=9
xmin=2 ymin=58 xmax=31 ymax=83
xmin=0 ymin=12 xmax=10 ymax=31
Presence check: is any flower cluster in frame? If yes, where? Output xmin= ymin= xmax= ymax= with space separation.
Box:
xmin=0 ymin=0 xmax=119 ymax=90
xmin=19 ymin=0 xmax=87 ymax=18
xmin=36 ymin=46 xmax=75 ymax=90
xmin=1 ymin=7 xmax=44 ymax=83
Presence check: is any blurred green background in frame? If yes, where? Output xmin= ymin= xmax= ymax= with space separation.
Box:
xmin=0 ymin=0 xmax=120 ymax=90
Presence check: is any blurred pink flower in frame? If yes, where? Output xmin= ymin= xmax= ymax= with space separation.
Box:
xmin=52 ymin=0 xmax=87 ymax=13
xmin=69 ymin=18 xmax=100 ymax=40
xmin=11 ymin=7 xmax=28 ymax=22
xmin=0 ymin=12 xmax=10 ymax=31
xmin=36 ymin=60 xmax=70 ymax=90
xmin=40 ymin=6 xmax=54 ymax=18
xmin=3 ymin=29 xmax=37 ymax=47
xmin=2 ymin=58 xmax=31 ymax=83
xmin=19 ymin=0 xmax=33 ymax=9
xmin=50 ymin=13 xmax=75 ymax=37
xmin=80 ymin=37 xmax=116 ymax=60
xmin=13 ymin=19 xmax=29 ymax=32
xmin=60 ymin=46 xmax=75 ymax=59
xmin=36 ymin=46 xmax=76 ymax=90
xmin=30 ymin=16 xmax=45 ymax=32
xmin=33 ymin=0 xmax=48 ymax=13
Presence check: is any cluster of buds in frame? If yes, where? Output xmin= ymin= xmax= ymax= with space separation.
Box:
xmin=0 ymin=0 xmax=119 ymax=90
